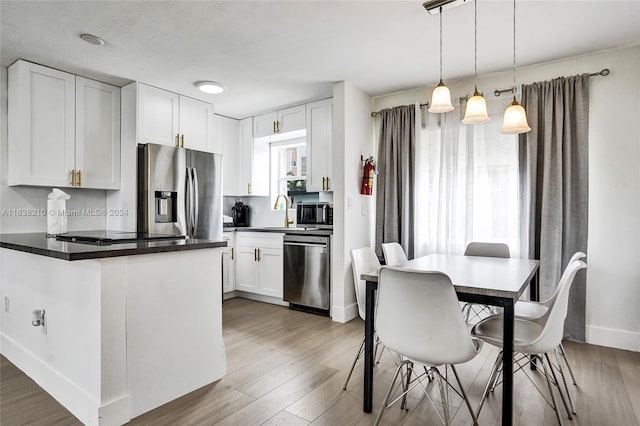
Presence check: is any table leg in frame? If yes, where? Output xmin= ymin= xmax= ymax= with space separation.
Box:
xmin=364 ymin=280 xmax=375 ymax=413
xmin=502 ymin=299 xmax=514 ymax=426
xmin=530 ymin=270 xmax=540 ymax=371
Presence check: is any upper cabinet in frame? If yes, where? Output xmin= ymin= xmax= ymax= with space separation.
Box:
xmin=253 ymin=105 xmax=305 ymax=139
xmin=137 ymin=83 xmax=214 ymax=152
xmin=75 ymin=77 xmax=121 ymax=189
xmin=8 ymin=60 xmax=121 ymax=189
xmin=240 ymin=118 xmax=268 ymax=197
xmin=306 ymin=98 xmax=333 ymax=192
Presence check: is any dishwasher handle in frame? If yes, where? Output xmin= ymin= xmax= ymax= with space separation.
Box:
xmin=284 ymin=241 xmax=327 ymax=248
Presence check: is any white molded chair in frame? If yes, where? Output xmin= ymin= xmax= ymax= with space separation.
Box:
xmin=374 ymin=267 xmax=482 ymax=426
xmin=381 ymin=242 xmax=408 ymax=266
xmin=472 ymin=260 xmax=587 ymax=425
xmin=513 ymin=251 xmax=587 ymax=393
xmin=343 ymin=247 xmax=381 ymax=390
xmin=462 ymin=242 xmax=511 ymax=323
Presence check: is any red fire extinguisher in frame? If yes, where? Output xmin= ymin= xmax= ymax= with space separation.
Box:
xmin=360 ymin=156 xmax=376 ymax=195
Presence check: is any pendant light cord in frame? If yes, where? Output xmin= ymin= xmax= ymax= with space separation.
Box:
xmin=473 ymin=0 xmax=478 ymax=93
xmin=439 ymin=6 xmax=443 ymax=82
xmin=512 ymin=0 xmax=516 ymax=99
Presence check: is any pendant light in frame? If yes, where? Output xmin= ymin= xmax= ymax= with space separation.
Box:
xmin=501 ymin=0 xmax=531 ymax=134
xmin=462 ymin=0 xmax=490 ymax=124
xmin=429 ymin=6 xmax=454 ymax=113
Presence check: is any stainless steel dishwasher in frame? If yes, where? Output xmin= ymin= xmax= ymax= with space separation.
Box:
xmin=283 ymin=233 xmax=330 ymax=315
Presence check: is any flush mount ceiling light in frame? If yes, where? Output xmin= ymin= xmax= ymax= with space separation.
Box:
xmin=428 ymin=6 xmax=454 ymax=114
xmin=80 ymin=33 xmax=105 ymax=46
xmin=501 ymin=0 xmax=531 ymax=134
xmin=195 ymin=81 xmax=224 ymax=94
xmin=462 ymin=0 xmax=490 ymax=125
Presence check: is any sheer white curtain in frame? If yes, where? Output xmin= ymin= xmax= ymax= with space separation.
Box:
xmin=413 ymin=98 xmax=522 ymax=257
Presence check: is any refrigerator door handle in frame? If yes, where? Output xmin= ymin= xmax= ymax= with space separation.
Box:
xmin=192 ymin=167 xmax=199 ymax=238
xmin=185 ymin=167 xmax=191 ymax=236
xmin=188 ymin=167 xmax=196 ymax=237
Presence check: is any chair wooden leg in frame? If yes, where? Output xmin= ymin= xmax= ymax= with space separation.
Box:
xmin=451 ymin=365 xmax=479 ymax=426
xmin=542 ymin=354 xmax=564 ymax=426
xmin=343 ymin=336 xmax=365 ymax=390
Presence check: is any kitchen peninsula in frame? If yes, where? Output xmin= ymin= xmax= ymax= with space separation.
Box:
xmin=0 ymin=233 xmax=227 ymax=425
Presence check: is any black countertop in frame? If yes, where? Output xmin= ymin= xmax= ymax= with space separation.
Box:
xmin=0 ymin=233 xmax=227 ymax=261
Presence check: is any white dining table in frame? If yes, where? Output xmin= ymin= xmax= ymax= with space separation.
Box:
xmin=360 ymin=253 xmax=540 ymax=426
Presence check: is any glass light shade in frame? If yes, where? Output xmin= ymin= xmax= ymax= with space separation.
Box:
xmin=462 ymin=92 xmax=490 ymax=124
xmin=501 ymin=100 xmax=531 ymax=134
xmin=428 ymin=81 xmax=454 ymax=113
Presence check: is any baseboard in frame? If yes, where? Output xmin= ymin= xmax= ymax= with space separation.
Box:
xmin=223 ymin=290 xmax=238 ymax=301
xmin=586 ymin=325 xmax=640 ymax=352
xmin=331 ymin=302 xmax=358 ymax=324
xmin=0 ymin=333 xmax=109 ymax=425
xmin=232 ymin=291 xmax=290 ymax=307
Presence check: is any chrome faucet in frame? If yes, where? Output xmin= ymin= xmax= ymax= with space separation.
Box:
xmin=273 ymin=194 xmax=294 ymax=228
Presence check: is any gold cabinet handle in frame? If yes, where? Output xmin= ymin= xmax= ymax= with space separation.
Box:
xmin=325 ymin=176 xmax=329 ymax=190
xmin=77 ymin=170 xmax=82 ymax=187
xmin=70 ymin=169 xmax=76 ymax=186
xmin=272 ymin=121 xmax=276 ymax=134
xmin=257 ymin=248 xmax=261 ymax=261
xmin=176 ymin=134 xmax=180 ymax=147
xmin=254 ymin=248 xmax=257 ymax=261
xmin=322 ymin=177 xmax=326 ymax=191
xmin=180 ymin=134 xmax=185 ymax=147
xmin=231 ymin=247 xmax=234 ymax=260
xmin=248 ymin=183 xmax=252 ymax=195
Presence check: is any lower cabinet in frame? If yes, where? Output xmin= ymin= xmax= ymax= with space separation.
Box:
xmin=222 ymin=232 xmax=235 ymax=293
xmin=235 ymin=232 xmax=284 ymax=298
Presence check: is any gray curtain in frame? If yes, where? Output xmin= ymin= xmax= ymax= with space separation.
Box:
xmin=519 ymin=74 xmax=590 ymax=342
xmin=375 ymin=105 xmax=415 ymax=259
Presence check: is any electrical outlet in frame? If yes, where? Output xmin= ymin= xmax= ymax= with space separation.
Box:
xmin=4 ymin=296 xmax=9 ymax=312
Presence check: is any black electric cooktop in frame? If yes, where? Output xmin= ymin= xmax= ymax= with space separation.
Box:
xmin=55 ymin=231 xmax=185 ymax=245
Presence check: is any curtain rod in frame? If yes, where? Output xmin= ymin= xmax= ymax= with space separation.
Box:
xmin=493 ymin=68 xmax=610 ymax=97
xmin=371 ymin=67 xmax=610 ymax=117
xmin=370 ymin=103 xmax=429 ymax=117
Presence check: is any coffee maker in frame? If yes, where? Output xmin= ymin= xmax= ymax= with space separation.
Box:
xmin=232 ymin=201 xmax=250 ymax=227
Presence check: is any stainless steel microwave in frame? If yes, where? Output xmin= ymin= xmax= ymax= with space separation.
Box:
xmin=296 ymin=202 xmax=333 ymax=229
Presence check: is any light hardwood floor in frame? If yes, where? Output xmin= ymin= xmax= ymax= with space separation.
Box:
xmin=1 ymin=298 xmax=639 ymax=425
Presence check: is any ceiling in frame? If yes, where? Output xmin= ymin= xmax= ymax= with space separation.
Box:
xmin=2 ymin=1 xmax=639 ymax=119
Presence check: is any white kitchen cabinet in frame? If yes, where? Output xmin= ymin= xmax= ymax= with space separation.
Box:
xmin=75 ymin=77 xmax=121 ymax=189
xmin=215 ymin=115 xmax=241 ymax=195
xmin=222 ymin=232 xmax=236 ymax=293
xmin=8 ymin=60 xmax=120 ymax=189
xmin=253 ymin=111 xmax=277 ymax=139
xmin=253 ymin=105 xmax=305 ymax=138
xmin=235 ymin=117 xmax=269 ymax=197
xmin=234 ymin=232 xmax=283 ymax=298
xmin=137 ymin=83 xmax=214 ymax=152
xmin=306 ymin=98 xmax=333 ymax=192
xmin=137 ymin=84 xmax=179 ymax=147
xmin=212 ymin=114 xmax=224 ymax=154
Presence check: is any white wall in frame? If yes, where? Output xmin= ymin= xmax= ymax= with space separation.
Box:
xmin=372 ymin=45 xmax=640 ymax=352
xmin=0 ymin=67 xmax=109 ymax=233
xmin=332 ymin=81 xmax=375 ymax=323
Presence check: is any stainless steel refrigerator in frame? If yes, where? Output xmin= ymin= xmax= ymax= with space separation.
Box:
xmin=137 ymin=143 xmax=222 ymax=241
